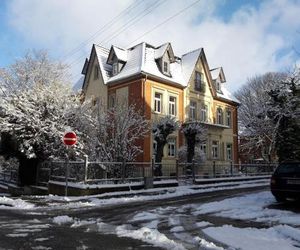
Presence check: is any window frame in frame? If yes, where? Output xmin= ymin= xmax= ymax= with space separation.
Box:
xmin=226 ymin=143 xmax=232 ymax=161
xmin=212 ymin=141 xmax=219 ymax=159
xmin=168 ymin=96 xmax=176 ymax=116
xmin=108 ymin=94 xmax=116 ymax=109
xmin=112 ymin=62 xmax=118 ymax=76
xmin=163 ymin=60 xmax=169 ymax=74
xmin=154 ymin=92 xmax=162 ymax=113
xmin=195 ymin=71 xmax=203 ymax=91
xmin=226 ymin=109 xmax=232 ymax=127
xmin=217 ymin=108 xmax=223 ymax=125
xmin=200 ymin=105 xmax=208 ymax=122
xmin=94 ymin=65 xmax=99 ymax=80
xmin=190 ymin=101 xmax=197 ymax=120
xmin=168 ymin=138 xmax=176 ymax=157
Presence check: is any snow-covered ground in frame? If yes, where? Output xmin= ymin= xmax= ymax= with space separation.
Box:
xmin=2 ymin=180 xmax=300 ymax=249
xmin=44 ymin=190 xmax=300 ymax=249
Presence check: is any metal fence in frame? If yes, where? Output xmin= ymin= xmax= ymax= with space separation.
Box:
xmin=36 ymin=157 xmax=277 ymax=186
xmin=0 ymin=170 xmax=18 ymax=184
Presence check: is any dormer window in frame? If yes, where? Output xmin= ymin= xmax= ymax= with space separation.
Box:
xmin=215 ymin=80 xmax=221 ymax=93
xmin=112 ymin=62 xmax=118 ymax=76
xmin=163 ymin=61 xmax=169 ymax=74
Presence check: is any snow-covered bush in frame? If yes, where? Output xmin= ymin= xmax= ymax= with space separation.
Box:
xmin=178 ymin=145 xmax=206 ymax=163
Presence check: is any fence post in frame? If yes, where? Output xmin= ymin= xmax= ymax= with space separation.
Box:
xmin=84 ymin=155 xmax=88 ymax=183
xmin=176 ymin=159 xmax=179 ymax=181
xmin=213 ymin=161 xmax=216 ymax=178
xmin=230 ymin=161 xmax=233 ymax=177
xmin=192 ymin=159 xmax=195 ymax=182
xmin=151 ymin=156 xmax=155 ymax=177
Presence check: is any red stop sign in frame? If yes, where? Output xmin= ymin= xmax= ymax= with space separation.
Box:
xmin=63 ymin=131 xmax=77 ymax=146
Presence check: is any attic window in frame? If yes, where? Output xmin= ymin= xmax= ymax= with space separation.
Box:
xmin=215 ymin=80 xmax=221 ymax=92
xmin=163 ymin=61 xmax=169 ymax=74
xmin=195 ymin=72 xmax=204 ymax=92
xmin=112 ymin=63 xmax=118 ymax=76
xmin=94 ymin=65 xmax=99 ymax=80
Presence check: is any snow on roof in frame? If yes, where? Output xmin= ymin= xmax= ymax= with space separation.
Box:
xmin=112 ymin=46 xmax=128 ymax=62
xmin=107 ymin=43 xmax=143 ymax=83
xmin=181 ymin=49 xmax=202 ymax=85
xmin=154 ymin=43 xmax=169 ymax=60
xmin=93 ymin=42 xmax=236 ymax=101
xmin=210 ymin=67 xmax=221 ymax=80
xmin=217 ymin=86 xmax=240 ymax=104
xmin=94 ymin=45 xmax=112 ymax=83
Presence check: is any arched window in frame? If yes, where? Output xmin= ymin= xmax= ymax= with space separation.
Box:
xmin=217 ymin=108 xmax=223 ymax=125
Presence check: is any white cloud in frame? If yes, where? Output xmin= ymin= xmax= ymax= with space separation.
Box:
xmin=5 ymin=0 xmax=300 ymax=92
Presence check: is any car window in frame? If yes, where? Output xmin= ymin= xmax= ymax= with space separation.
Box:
xmin=276 ymin=163 xmax=300 ymax=174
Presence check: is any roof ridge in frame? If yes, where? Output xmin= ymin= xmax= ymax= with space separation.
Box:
xmin=94 ymin=44 xmax=110 ymax=52
xmin=181 ymin=48 xmax=202 ymax=57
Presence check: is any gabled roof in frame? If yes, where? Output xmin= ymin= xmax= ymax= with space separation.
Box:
xmin=181 ymin=48 xmax=202 ymax=85
xmin=81 ymin=58 xmax=89 ymax=74
xmin=154 ymin=42 xmax=175 ymax=62
xmin=94 ymin=44 xmax=112 ymax=83
xmin=210 ymin=67 xmax=226 ymax=83
xmin=81 ymin=41 xmax=238 ymax=104
xmin=107 ymin=45 xmax=128 ymax=64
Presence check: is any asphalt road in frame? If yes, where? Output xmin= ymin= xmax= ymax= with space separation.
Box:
xmin=0 ymin=185 xmax=280 ymax=250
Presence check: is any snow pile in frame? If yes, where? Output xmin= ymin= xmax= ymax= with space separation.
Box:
xmin=204 ymin=225 xmax=300 ymax=250
xmin=192 ymin=191 xmax=300 ymax=226
xmin=194 ymin=237 xmax=224 ymax=250
xmin=0 ymin=196 xmax=34 ymax=209
xmin=116 ymin=225 xmax=186 ymax=250
xmin=52 ymin=215 xmax=74 ymax=225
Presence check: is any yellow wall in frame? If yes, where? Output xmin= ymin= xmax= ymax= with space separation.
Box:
xmin=84 ymin=55 xmax=108 ymax=108
xmin=184 ymin=57 xmax=236 ymax=164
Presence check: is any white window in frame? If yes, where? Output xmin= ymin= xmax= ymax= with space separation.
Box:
xmin=163 ymin=61 xmax=169 ymax=74
xmin=226 ymin=144 xmax=232 ymax=161
xmin=112 ymin=63 xmax=118 ymax=75
xmin=190 ymin=101 xmax=196 ymax=120
xmin=226 ymin=109 xmax=232 ymax=127
xmin=200 ymin=143 xmax=207 ymax=154
xmin=217 ymin=108 xmax=223 ymax=125
xmin=215 ymin=80 xmax=221 ymax=92
xmin=168 ymin=138 xmax=176 ymax=157
xmin=154 ymin=92 xmax=162 ymax=113
xmin=200 ymin=105 xmax=208 ymax=122
xmin=195 ymin=71 xmax=203 ymax=91
xmin=212 ymin=141 xmax=219 ymax=159
xmin=169 ymin=96 xmax=176 ymax=116
xmin=94 ymin=65 xmax=99 ymax=80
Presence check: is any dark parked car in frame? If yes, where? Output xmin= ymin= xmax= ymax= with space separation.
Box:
xmin=271 ymin=162 xmax=300 ymax=202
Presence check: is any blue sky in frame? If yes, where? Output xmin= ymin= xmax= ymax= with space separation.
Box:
xmin=0 ymin=0 xmax=299 ymax=92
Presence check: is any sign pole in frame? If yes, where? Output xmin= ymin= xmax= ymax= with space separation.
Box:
xmin=63 ymin=131 xmax=77 ymax=197
xmin=65 ymin=146 xmax=70 ymax=197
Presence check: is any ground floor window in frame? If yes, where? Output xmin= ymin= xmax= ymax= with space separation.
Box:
xmin=226 ymin=143 xmax=232 ymax=161
xmin=168 ymin=138 xmax=176 ymax=157
xmin=212 ymin=141 xmax=219 ymax=159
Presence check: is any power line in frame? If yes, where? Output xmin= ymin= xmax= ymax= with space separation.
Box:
xmin=68 ymin=0 xmax=165 ymax=68
xmin=126 ymin=0 xmax=201 ymax=47
xmin=99 ymin=0 xmax=165 ymax=46
xmin=61 ymin=0 xmax=145 ymax=61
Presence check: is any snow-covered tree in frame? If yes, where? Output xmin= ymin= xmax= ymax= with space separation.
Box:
xmin=178 ymin=145 xmax=206 ymax=164
xmin=152 ymin=116 xmax=180 ymax=176
xmin=182 ymin=122 xmax=207 ymax=163
xmin=268 ymin=68 xmax=300 ymax=162
xmin=0 ymin=52 xmax=95 ymax=185
xmin=235 ymin=72 xmax=286 ymax=162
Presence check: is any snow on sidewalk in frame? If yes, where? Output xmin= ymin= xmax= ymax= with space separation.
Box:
xmin=204 ymin=225 xmax=300 ymax=250
xmin=191 ymin=191 xmax=300 ymax=226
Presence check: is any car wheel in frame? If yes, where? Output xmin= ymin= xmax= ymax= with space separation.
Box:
xmin=274 ymin=195 xmax=286 ymax=202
